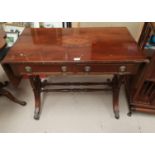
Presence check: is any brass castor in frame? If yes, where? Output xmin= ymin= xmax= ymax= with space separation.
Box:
xmin=115 ymin=112 xmax=120 ymax=119
xmin=34 ymin=108 xmax=40 ymax=120
xmin=34 ymin=113 xmax=40 ymax=120
xmin=127 ymin=112 xmax=132 ymax=117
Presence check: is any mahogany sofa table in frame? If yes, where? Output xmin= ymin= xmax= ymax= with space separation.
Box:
xmin=2 ymin=27 xmax=147 ymax=120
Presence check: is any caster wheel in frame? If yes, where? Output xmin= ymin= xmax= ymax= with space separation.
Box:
xmin=127 ymin=112 xmax=132 ymax=117
xmin=34 ymin=113 xmax=40 ymax=120
xmin=115 ymin=113 xmax=120 ymax=119
xmin=34 ymin=107 xmax=40 ymax=120
xmin=115 ymin=115 xmax=120 ymax=119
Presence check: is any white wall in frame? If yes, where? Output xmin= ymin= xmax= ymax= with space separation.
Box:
xmin=40 ymin=22 xmax=63 ymax=28
xmin=72 ymin=22 xmax=144 ymax=41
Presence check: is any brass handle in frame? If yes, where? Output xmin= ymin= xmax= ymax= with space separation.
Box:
xmin=119 ymin=65 xmax=127 ymax=72
xmin=25 ymin=66 xmax=32 ymax=72
xmin=84 ymin=66 xmax=91 ymax=72
xmin=61 ymin=66 xmax=67 ymax=72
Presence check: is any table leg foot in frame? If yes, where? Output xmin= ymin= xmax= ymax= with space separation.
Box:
xmin=29 ymin=75 xmax=41 ymax=120
xmin=34 ymin=108 xmax=40 ymax=120
xmin=112 ymin=75 xmax=123 ymax=119
xmin=34 ymin=114 xmax=40 ymax=120
xmin=16 ymin=101 xmax=27 ymax=106
xmin=127 ymin=111 xmax=132 ymax=117
xmin=0 ymin=88 xmax=27 ymax=106
xmin=114 ymin=112 xmax=120 ymax=119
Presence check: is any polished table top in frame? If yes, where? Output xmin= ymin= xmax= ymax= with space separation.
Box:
xmin=3 ymin=27 xmax=146 ymax=64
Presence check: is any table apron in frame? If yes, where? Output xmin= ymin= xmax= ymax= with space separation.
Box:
xmin=10 ymin=63 xmax=140 ymax=76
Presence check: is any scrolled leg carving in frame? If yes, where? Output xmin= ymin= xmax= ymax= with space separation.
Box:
xmin=0 ymin=82 xmax=27 ymax=105
xmin=29 ymin=75 xmax=41 ymax=120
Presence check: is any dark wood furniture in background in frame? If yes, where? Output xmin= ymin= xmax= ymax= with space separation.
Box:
xmin=2 ymin=28 xmax=147 ymax=120
xmin=63 ymin=22 xmax=72 ymax=28
xmin=138 ymin=22 xmax=155 ymax=51
xmin=0 ymin=30 xmax=26 ymax=106
xmin=127 ymin=22 xmax=155 ymax=115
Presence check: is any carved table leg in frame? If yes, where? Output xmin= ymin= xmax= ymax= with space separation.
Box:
xmin=29 ymin=75 xmax=41 ymax=120
xmin=124 ymin=75 xmax=134 ymax=117
xmin=0 ymin=82 xmax=27 ymax=106
xmin=112 ymin=75 xmax=123 ymax=119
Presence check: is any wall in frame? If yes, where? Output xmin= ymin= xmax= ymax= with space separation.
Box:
xmin=72 ymin=22 xmax=144 ymax=42
xmin=39 ymin=22 xmax=63 ymax=28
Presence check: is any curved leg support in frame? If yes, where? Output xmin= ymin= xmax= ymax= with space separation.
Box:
xmin=112 ymin=75 xmax=124 ymax=119
xmin=29 ymin=75 xmax=41 ymax=120
xmin=0 ymin=88 xmax=27 ymax=106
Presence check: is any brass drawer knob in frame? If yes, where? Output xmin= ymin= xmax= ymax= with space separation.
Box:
xmin=61 ymin=66 xmax=67 ymax=72
xmin=25 ymin=66 xmax=32 ymax=72
xmin=119 ymin=65 xmax=127 ymax=72
xmin=84 ymin=66 xmax=91 ymax=72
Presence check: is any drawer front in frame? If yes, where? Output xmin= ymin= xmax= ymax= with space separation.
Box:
xmin=75 ymin=64 xmax=138 ymax=74
xmin=11 ymin=64 xmax=75 ymax=75
xmin=10 ymin=63 xmax=139 ymax=76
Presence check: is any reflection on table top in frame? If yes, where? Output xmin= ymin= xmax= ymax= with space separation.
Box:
xmin=3 ymin=27 xmax=146 ymax=64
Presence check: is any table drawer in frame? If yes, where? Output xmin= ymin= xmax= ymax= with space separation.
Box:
xmin=75 ymin=64 xmax=138 ymax=74
xmin=11 ymin=63 xmax=139 ymax=75
xmin=11 ymin=64 xmax=75 ymax=75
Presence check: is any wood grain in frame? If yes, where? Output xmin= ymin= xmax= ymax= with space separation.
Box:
xmin=2 ymin=27 xmax=146 ymax=64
